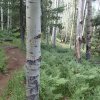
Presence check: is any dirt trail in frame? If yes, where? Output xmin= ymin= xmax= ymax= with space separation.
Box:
xmin=0 ymin=47 xmax=25 ymax=96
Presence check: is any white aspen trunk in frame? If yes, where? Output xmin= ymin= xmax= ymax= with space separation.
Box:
xmin=76 ymin=0 xmax=83 ymax=40
xmin=75 ymin=0 xmax=84 ymax=62
xmin=9 ymin=2 xmax=12 ymax=29
xmin=10 ymin=3 xmax=12 ymax=29
xmin=51 ymin=24 xmax=56 ymax=47
xmin=1 ymin=0 xmax=3 ymax=30
xmin=25 ymin=0 xmax=41 ymax=99
xmin=82 ymin=1 xmax=88 ymax=36
xmin=7 ymin=2 xmax=10 ymax=30
xmin=65 ymin=1 xmax=69 ymax=43
xmin=69 ymin=0 xmax=76 ymax=48
xmin=69 ymin=24 xmax=74 ymax=49
xmin=51 ymin=0 xmax=58 ymax=47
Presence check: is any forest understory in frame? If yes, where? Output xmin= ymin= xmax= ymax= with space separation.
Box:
xmin=0 ymin=39 xmax=100 ymax=100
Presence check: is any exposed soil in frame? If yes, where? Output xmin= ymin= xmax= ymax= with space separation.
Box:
xmin=0 ymin=47 xmax=25 ymax=96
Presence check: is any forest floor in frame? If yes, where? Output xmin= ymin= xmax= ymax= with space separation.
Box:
xmin=0 ymin=47 xmax=25 ymax=96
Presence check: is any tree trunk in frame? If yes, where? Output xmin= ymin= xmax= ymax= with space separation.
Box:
xmin=25 ymin=0 xmax=41 ymax=100
xmin=86 ymin=0 xmax=92 ymax=60
xmin=7 ymin=2 xmax=10 ymax=30
xmin=51 ymin=25 xmax=56 ymax=47
xmin=10 ymin=2 xmax=12 ymax=29
xmin=46 ymin=26 xmax=50 ymax=45
xmin=70 ymin=23 xmax=74 ymax=49
xmin=1 ymin=0 xmax=3 ymax=30
xmin=75 ymin=0 xmax=84 ymax=62
xmin=82 ymin=0 xmax=87 ymax=36
xmin=70 ymin=0 xmax=76 ymax=49
xmin=20 ymin=0 xmax=25 ymax=47
xmin=51 ymin=0 xmax=59 ymax=47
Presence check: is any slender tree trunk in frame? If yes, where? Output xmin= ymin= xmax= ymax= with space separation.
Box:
xmin=86 ymin=0 xmax=92 ymax=60
xmin=74 ymin=0 xmax=77 ymax=54
xmin=70 ymin=23 xmax=74 ymax=49
xmin=51 ymin=24 xmax=56 ymax=47
xmin=25 ymin=0 xmax=41 ymax=100
xmin=81 ymin=1 xmax=87 ymax=50
xmin=70 ymin=0 xmax=75 ymax=49
xmin=1 ymin=0 xmax=3 ymax=30
xmin=7 ymin=2 xmax=12 ymax=30
xmin=20 ymin=0 xmax=25 ymax=47
xmin=46 ymin=26 xmax=50 ymax=45
xmin=46 ymin=32 xmax=49 ymax=45
xmin=51 ymin=0 xmax=58 ymax=47
xmin=75 ymin=0 xmax=83 ymax=62
xmin=75 ymin=0 xmax=85 ymax=62
xmin=7 ymin=2 xmax=10 ymax=30
xmin=82 ymin=0 xmax=87 ymax=36
xmin=10 ymin=5 xmax=12 ymax=29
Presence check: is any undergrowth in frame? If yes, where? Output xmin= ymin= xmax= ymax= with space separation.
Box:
xmin=0 ymin=70 xmax=25 ymax=100
xmin=0 ymin=48 xmax=6 ymax=72
xmin=1 ymin=43 xmax=100 ymax=100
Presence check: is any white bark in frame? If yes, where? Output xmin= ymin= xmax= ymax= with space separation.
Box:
xmin=51 ymin=24 xmax=56 ymax=47
xmin=82 ymin=1 xmax=88 ymax=36
xmin=1 ymin=0 xmax=3 ymax=30
xmin=10 ymin=3 xmax=12 ymax=29
xmin=51 ymin=0 xmax=58 ymax=47
xmin=25 ymin=0 xmax=41 ymax=99
xmin=76 ymin=0 xmax=83 ymax=39
xmin=7 ymin=2 xmax=12 ymax=29
xmin=75 ymin=0 xmax=85 ymax=61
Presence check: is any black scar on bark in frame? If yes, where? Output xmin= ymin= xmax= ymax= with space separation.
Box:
xmin=80 ymin=20 xmax=83 ymax=24
xmin=34 ymin=80 xmax=38 ymax=92
xmin=78 ymin=37 xmax=82 ymax=43
xmin=27 ymin=57 xmax=41 ymax=65
xmin=27 ymin=94 xmax=38 ymax=100
xmin=27 ymin=17 xmax=31 ymax=19
xmin=29 ymin=1 xmax=37 ymax=3
xmin=29 ymin=75 xmax=38 ymax=82
xmin=28 ymin=75 xmax=39 ymax=86
xmin=29 ymin=52 xmax=33 ymax=54
xmin=34 ymin=34 xmax=41 ymax=39
xmin=29 ymin=80 xmax=39 ymax=94
xmin=34 ymin=45 xmax=38 ymax=47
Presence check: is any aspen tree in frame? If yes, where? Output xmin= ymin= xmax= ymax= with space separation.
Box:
xmin=1 ymin=0 xmax=3 ymax=30
xmin=25 ymin=0 xmax=41 ymax=99
xmin=7 ymin=2 xmax=10 ymax=29
xmin=75 ymin=0 xmax=85 ymax=62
